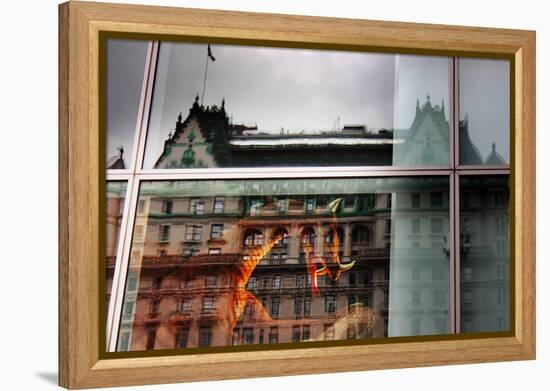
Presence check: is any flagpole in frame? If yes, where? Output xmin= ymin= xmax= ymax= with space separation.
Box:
xmin=200 ymin=46 xmax=209 ymax=107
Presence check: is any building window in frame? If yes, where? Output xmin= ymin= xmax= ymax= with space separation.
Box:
xmin=498 ymin=286 xmax=506 ymax=306
xmin=133 ymin=225 xmax=145 ymax=241
xmin=122 ymin=301 xmax=135 ymax=320
xmin=433 ymin=267 xmax=445 ymax=281
xmin=158 ymin=225 xmax=170 ymax=241
xmin=163 ymin=200 xmax=173 ymax=214
xmin=277 ymin=198 xmax=286 ymax=214
xmin=118 ymin=330 xmax=131 ymax=351
xmin=269 ymin=327 xmax=278 ymax=344
xmin=273 ymin=228 xmax=289 ymax=246
xmin=351 ymin=225 xmax=369 ymax=243
xmin=292 ymin=325 xmax=301 ymax=342
xmin=243 ymin=299 xmax=255 ymax=320
xmin=202 ymin=297 xmax=215 ymax=312
xmin=463 ymin=266 xmax=473 ymax=281
xmin=294 ymin=297 xmax=303 ymax=318
xmin=272 ymin=275 xmax=281 ymax=289
xmin=183 ymin=246 xmax=199 ymax=257
xmin=137 ymin=199 xmax=147 ymax=213
xmin=208 ymin=248 xmax=221 ymax=255
xmin=176 ymin=328 xmax=189 ymax=348
xmin=325 ymin=295 xmax=336 ymax=314
xmin=361 ymin=294 xmax=369 ymax=307
xmin=189 ymin=198 xmax=205 ymax=215
xmin=181 ymin=278 xmax=194 ymax=289
xmin=463 ymin=290 xmax=473 ymax=308
xmin=185 ymin=224 xmax=202 ymax=241
xmin=177 ymin=298 xmax=192 ymax=313
xmin=349 ymin=272 xmax=356 ymax=286
xmin=496 ymin=264 xmax=506 ymax=279
xmin=213 ymin=196 xmax=225 ymax=214
xmin=250 ymin=198 xmax=262 ymax=216
xmin=431 ymin=218 xmax=444 ymax=234
xmin=210 ymin=224 xmax=224 ymax=240
xmin=270 ymin=297 xmax=280 ymax=318
xmin=244 ymin=229 xmax=264 ymax=246
xmin=153 ymin=277 xmax=163 ymax=290
xmin=343 ymin=195 xmax=355 ymax=209
xmin=430 ymin=192 xmax=443 ymax=207
xmin=411 ymin=193 xmax=421 ymax=207
xmin=198 ymin=326 xmax=212 ymax=347
xmin=362 ymin=271 xmax=371 ymax=285
xmin=463 ymin=318 xmax=473 ymax=332
xmin=247 ymin=276 xmax=257 ymax=290
xmin=205 ymin=275 xmax=217 ymax=287
xmin=411 ymin=219 xmax=420 ymax=234
xmin=243 ymin=328 xmax=254 ymax=345
xmin=304 ymin=296 xmax=311 ymax=317
xmin=301 ymin=227 xmax=316 ymax=246
xmin=306 ymin=197 xmax=315 ymax=214
xmin=146 ymin=329 xmax=157 ymax=350
xmin=232 ymin=328 xmax=240 ymax=346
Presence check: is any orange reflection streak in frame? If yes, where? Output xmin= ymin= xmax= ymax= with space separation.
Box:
xmin=305 ymin=198 xmax=355 ymax=294
xmin=231 ymin=236 xmax=281 ymax=326
xmin=230 ymin=197 xmax=356 ymax=324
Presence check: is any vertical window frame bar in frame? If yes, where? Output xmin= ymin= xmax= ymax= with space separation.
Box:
xmin=106 ymin=40 xmax=159 ymax=351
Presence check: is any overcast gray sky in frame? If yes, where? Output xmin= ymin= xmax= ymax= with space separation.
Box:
xmin=143 ymin=42 xmax=450 ymax=167
xmin=459 ymin=58 xmax=510 ymax=163
xmin=106 ymin=40 xmax=509 ymax=168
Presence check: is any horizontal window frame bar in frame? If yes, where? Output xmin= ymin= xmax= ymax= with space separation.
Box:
xmin=107 ymin=167 xmax=509 ymax=181
xmin=456 ymin=169 xmax=510 ymax=176
xmin=132 ymin=168 xmax=453 ymax=181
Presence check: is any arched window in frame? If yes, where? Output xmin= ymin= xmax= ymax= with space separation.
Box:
xmin=352 ymin=225 xmax=369 ymax=244
xmin=325 ymin=226 xmax=344 ymax=244
xmin=300 ymin=227 xmax=316 ymax=247
xmin=243 ymin=229 xmax=264 ymax=246
xmin=272 ymin=228 xmax=289 ymax=246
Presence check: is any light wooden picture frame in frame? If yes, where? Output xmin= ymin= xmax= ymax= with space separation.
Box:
xmin=59 ymin=1 xmax=536 ymax=389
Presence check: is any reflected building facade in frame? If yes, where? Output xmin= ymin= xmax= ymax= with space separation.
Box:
xmin=106 ymin=98 xmax=509 ymax=351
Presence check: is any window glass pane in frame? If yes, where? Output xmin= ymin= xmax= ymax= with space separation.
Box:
xmin=459 ymin=58 xmax=510 ymax=165
xmin=106 ymin=39 xmax=149 ymax=169
xmin=106 ymin=181 xmax=127 ymax=307
xmin=115 ymin=176 xmax=450 ymax=351
xmin=143 ymin=41 xmax=450 ymax=169
xmin=460 ymin=176 xmax=509 ymax=332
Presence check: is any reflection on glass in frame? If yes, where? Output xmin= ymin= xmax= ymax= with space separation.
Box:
xmin=106 ymin=181 xmax=127 ymax=307
xmin=143 ymin=42 xmax=450 ymax=169
xmin=460 ymin=176 xmax=509 ymax=332
xmin=388 ymin=181 xmax=451 ymax=336
xmin=106 ymin=39 xmax=149 ymax=169
xmin=459 ymin=58 xmax=510 ymax=165
xmin=114 ymin=177 xmax=450 ymax=351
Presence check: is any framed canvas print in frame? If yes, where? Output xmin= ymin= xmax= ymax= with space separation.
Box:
xmin=59 ymin=1 xmax=536 ymax=389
